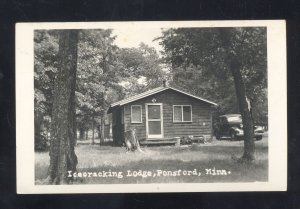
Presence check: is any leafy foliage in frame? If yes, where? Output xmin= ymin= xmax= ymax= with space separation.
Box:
xmin=34 ymin=31 xmax=60 ymax=150
xmin=117 ymin=43 xmax=168 ymax=96
xmin=158 ymin=27 xmax=268 ymax=161
xmin=76 ymin=29 xmax=124 ymax=133
xmin=158 ymin=27 xmax=267 ymax=124
xmin=34 ymin=30 xmax=59 ymax=118
xmin=34 ymin=29 xmax=166 ymax=144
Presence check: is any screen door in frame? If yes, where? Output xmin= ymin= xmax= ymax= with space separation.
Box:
xmin=146 ymin=103 xmax=163 ymax=138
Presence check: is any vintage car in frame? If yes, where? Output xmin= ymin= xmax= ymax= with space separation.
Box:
xmin=214 ymin=114 xmax=264 ymax=140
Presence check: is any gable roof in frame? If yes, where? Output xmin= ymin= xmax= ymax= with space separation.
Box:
xmin=108 ymin=86 xmax=217 ymax=113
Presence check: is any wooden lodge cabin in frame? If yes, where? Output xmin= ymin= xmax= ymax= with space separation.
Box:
xmin=107 ymin=83 xmax=217 ymax=146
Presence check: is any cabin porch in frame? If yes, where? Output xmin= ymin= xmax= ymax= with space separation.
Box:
xmin=139 ymin=135 xmax=206 ymax=146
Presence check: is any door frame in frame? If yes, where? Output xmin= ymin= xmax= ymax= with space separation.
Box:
xmin=145 ymin=103 xmax=163 ymax=139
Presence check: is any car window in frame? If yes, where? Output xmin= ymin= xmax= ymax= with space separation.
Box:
xmin=227 ymin=116 xmax=242 ymax=123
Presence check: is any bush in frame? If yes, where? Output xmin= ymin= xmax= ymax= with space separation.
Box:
xmin=35 ymin=133 xmax=48 ymax=151
xmin=180 ymin=136 xmax=193 ymax=145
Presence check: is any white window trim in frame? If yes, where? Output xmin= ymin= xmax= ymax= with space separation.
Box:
xmin=131 ymin=105 xmax=142 ymax=123
xmin=173 ymin=105 xmax=192 ymax=123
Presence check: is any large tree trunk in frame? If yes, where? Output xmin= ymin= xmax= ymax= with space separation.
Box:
xmin=219 ymin=28 xmax=255 ymax=163
xmin=48 ymin=30 xmax=78 ymax=184
xmin=230 ymin=58 xmax=255 ymax=162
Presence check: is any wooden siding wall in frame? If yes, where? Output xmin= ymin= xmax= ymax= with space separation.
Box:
xmin=112 ymin=107 xmax=124 ymax=145
xmin=123 ymin=89 xmax=213 ymax=140
xmin=123 ymin=104 xmax=146 ymax=140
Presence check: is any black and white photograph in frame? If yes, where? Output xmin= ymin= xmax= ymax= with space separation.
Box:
xmin=16 ymin=21 xmax=287 ymax=193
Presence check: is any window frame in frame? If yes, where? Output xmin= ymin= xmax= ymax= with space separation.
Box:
xmin=173 ymin=105 xmax=192 ymax=123
xmin=131 ymin=105 xmax=142 ymax=123
xmin=145 ymin=103 xmax=164 ymax=138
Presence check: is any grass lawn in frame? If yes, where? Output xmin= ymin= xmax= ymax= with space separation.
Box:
xmin=35 ymin=135 xmax=268 ymax=184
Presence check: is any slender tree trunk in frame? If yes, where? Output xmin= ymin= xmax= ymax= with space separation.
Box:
xmin=99 ymin=91 xmax=106 ymax=146
xmin=106 ymin=123 xmax=110 ymax=139
xmin=85 ymin=129 xmax=88 ymax=140
xmin=97 ymin=125 xmax=100 ymax=139
xmin=230 ymin=58 xmax=255 ymax=162
xmin=48 ymin=30 xmax=78 ymax=184
xmin=34 ymin=111 xmax=43 ymax=150
xmin=99 ymin=115 xmax=105 ymax=145
xmin=101 ymin=115 xmax=105 ymax=143
xmin=74 ymin=121 xmax=78 ymax=145
xmin=92 ymin=115 xmax=95 ymax=145
xmin=79 ymin=127 xmax=84 ymax=139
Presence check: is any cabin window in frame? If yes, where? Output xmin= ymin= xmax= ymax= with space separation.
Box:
xmin=173 ymin=105 xmax=192 ymax=122
xmin=131 ymin=105 xmax=142 ymax=123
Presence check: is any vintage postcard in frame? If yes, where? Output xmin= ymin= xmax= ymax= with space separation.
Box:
xmin=16 ymin=20 xmax=287 ymax=193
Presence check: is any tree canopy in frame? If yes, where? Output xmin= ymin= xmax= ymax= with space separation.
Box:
xmin=34 ymin=29 xmax=165 ymax=148
xmin=158 ymin=27 xmax=267 ymax=124
xmin=117 ymin=43 xmax=168 ymax=96
xmin=158 ymin=27 xmax=267 ymax=161
xmin=34 ymin=27 xmax=268 ymax=162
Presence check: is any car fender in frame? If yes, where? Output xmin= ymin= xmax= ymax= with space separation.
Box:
xmin=230 ymin=126 xmax=244 ymax=135
xmin=230 ymin=127 xmax=240 ymax=133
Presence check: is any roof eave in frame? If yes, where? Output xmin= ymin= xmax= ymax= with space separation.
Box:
xmin=109 ymin=86 xmax=218 ymax=108
xmin=168 ymin=87 xmax=218 ymax=106
xmin=107 ymin=105 xmax=119 ymax=113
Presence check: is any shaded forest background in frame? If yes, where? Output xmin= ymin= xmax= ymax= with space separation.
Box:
xmin=34 ymin=28 xmax=267 ymax=150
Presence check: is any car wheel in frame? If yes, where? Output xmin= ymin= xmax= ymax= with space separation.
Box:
xmin=230 ymin=131 xmax=237 ymax=141
xmin=216 ymin=133 xmax=221 ymax=140
xmin=255 ymin=136 xmax=262 ymax=141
